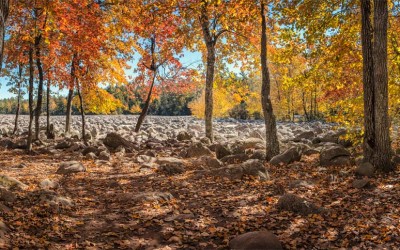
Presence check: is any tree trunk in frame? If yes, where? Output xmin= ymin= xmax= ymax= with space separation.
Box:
xmin=27 ymin=47 xmax=34 ymax=153
xmin=135 ymin=70 xmax=156 ymax=132
xmin=302 ymin=91 xmax=309 ymax=121
xmin=76 ymin=79 xmax=87 ymax=144
xmin=260 ymin=1 xmax=279 ymax=160
xmin=0 ymin=0 xmax=9 ymax=70
xmin=373 ymin=0 xmax=392 ymax=171
xmin=204 ymin=45 xmax=215 ymax=141
xmin=34 ymin=35 xmax=44 ymax=141
xmin=361 ymin=0 xmax=375 ymax=163
xmin=65 ymin=54 xmax=76 ymax=134
xmin=13 ymin=65 xmax=22 ymax=135
xmin=46 ymin=79 xmax=51 ymax=138
xmin=65 ymin=88 xmax=74 ymax=134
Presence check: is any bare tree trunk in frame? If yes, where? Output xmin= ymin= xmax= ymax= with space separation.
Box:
xmin=204 ymin=45 xmax=215 ymax=141
xmin=13 ymin=65 xmax=22 ymax=135
xmin=135 ymin=70 xmax=156 ymax=132
xmin=199 ymin=4 xmax=217 ymax=142
xmin=260 ymin=1 xmax=279 ymax=160
xmin=0 ymin=0 xmax=10 ymax=70
xmin=76 ymin=79 xmax=87 ymax=144
xmin=65 ymin=54 xmax=76 ymax=134
xmin=46 ymin=79 xmax=51 ymax=138
xmin=27 ymin=47 xmax=34 ymax=153
xmin=302 ymin=91 xmax=309 ymax=121
xmin=361 ymin=0 xmax=375 ymax=164
xmin=373 ymin=0 xmax=392 ymax=171
xmin=34 ymin=34 xmax=44 ymax=141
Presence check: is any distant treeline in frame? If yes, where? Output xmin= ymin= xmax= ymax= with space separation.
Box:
xmin=0 ymin=86 xmax=195 ymax=116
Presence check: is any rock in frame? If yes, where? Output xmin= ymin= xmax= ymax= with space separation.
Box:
xmin=136 ymin=155 xmax=156 ymax=164
xmin=0 ymin=175 xmax=28 ymax=190
xmin=221 ymin=154 xmax=249 ymax=164
xmin=319 ymin=146 xmax=351 ymax=166
xmin=39 ymin=190 xmax=74 ymax=207
xmin=234 ymin=138 xmax=265 ymax=152
xmin=229 ymin=231 xmax=283 ymax=250
xmin=177 ymin=131 xmax=192 ymax=141
xmin=55 ymin=141 xmax=72 ymax=149
xmin=56 ymin=161 xmax=86 ymax=175
xmin=39 ymin=179 xmax=58 ymax=189
xmin=156 ymin=157 xmax=185 ymax=166
xmin=277 ymin=193 xmax=321 ymax=215
xmin=192 ymin=156 xmax=223 ymax=169
xmin=82 ymin=146 xmax=100 ymax=156
xmin=0 ymin=187 xmax=16 ymax=202
xmin=47 ymin=124 xmax=56 ymax=139
xmin=355 ymin=162 xmax=374 ymax=177
xmin=103 ymin=132 xmax=138 ymax=152
xmin=250 ymin=149 xmax=267 ymax=160
xmin=352 ymin=179 xmax=370 ymax=189
xmin=211 ymin=159 xmax=269 ymax=180
xmin=86 ymin=152 xmax=97 ymax=160
xmin=214 ymin=144 xmax=232 ymax=159
xmin=200 ymin=137 xmax=211 ymax=145
xmin=98 ymin=151 xmax=111 ymax=161
xmin=240 ymin=159 xmax=270 ymax=180
xmin=184 ymin=142 xmax=213 ymax=158
xmin=270 ymin=147 xmax=301 ymax=166
xmin=293 ymin=131 xmax=315 ymax=142
xmin=158 ymin=164 xmax=185 ymax=175
xmin=0 ymin=139 xmax=14 ymax=148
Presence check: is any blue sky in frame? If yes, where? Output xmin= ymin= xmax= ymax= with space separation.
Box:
xmin=0 ymin=50 xmax=203 ymax=99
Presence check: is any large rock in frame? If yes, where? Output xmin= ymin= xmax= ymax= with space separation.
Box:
xmin=103 ymin=132 xmax=138 ymax=152
xmin=319 ymin=146 xmax=351 ymax=166
xmin=229 ymin=231 xmax=283 ymax=250
xmin=277 ymin=193 xmax=322 ymax=215
xmin=211 ymin=159 xmax=269 ymax=180
xmin=192 ymin=156 xmax=223 ymax=169
xmin=355 ymin=162 xmax=374 ymax=177
xmin=158 ymin=164 xmax=185 ymax=175
xmin=214 ymin=144 xmax=232 ymax=159
xmin=56 ymin=161 xmax=86 ymax=175
xmin=0 ymin=187 xmax=16 ymax=202
xmin=184 ymin=142 xmax=213 ymax=158
xmin=269 ymin=147 xmax=301 ymax=166
xmin=177 ymin=131 xmax=192 ymax=141
xmin=293 ymin=131 xmax=315 ymax=142
xmin=0 ymin=175 xmax=28 ymax=190
xmin=221 ymin=154 xmax=249 ymax=164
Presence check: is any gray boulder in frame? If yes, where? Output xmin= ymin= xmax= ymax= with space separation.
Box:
xmin=270 ymin=147 xmax=301 ymax=166
xmin=177 ymin=131 xmax=192 ymax=141
xmin=229 ymin=231 xmax=282 ymax=250
xmin=319 ymin=146 xmax=351 ymax=166
xmin=277 ymin=193 xmax=322 ymax=215
xmin=184 ymin=142 xmax=213 ymax=158
xmin=56 ymin=161 xmax=86 ymax=175
xmin=355 ymin=162 xmax=374 ymax=177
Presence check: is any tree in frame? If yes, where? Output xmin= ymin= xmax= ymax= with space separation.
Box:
xmin=0 ymin=0 xmax=10 ymax=69
xmin=260 ymin=1 xmax=279 ymax=159
xmin=372 ymin=0 xmax=392 ymax=171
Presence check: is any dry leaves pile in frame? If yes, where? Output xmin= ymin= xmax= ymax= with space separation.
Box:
xmin=0 ymin=149 xmax=399 ymax=249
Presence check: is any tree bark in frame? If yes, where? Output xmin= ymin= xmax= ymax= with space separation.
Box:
xmin=373 ymin=0 xmax=392 ymax=171
xmin=135 ymin=70 xmax=156 ymax=132
xmin=46 ymin=79 xmax=51 ymax=138
xmin=27 ymin=47 xmax=34 ymax=153
xmin=76 ymin=79 xmax=87 ymax=144
xmin=200 ymin=3 xmax=216 ymax=142
xmin=361 ymin=0 xmax=375 ymax=163
xmin=13 ymin=65 xmax=22 ymax=135
xmin=260 ymin=1 xmax=279 ymax=160
xmin=0 ymin=0 xmax=10 ymax=70
xmin=34 ymin=34 xmax=44 ymax=141
xmin=65 ymin=54 xmax=77 ymax=134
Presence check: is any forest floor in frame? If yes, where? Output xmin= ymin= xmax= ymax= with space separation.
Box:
xmin=1 ymin=146 xmax=400 ymax=249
